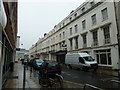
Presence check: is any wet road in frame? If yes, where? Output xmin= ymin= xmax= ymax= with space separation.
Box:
xmin=62 ymin=68 xmax=120 ymax=89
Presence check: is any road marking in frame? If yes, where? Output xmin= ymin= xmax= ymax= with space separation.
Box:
xmin=111 ymin=80 xmax=120 ymax=83
xmin=63 ymin=80 xmax=84 ymax=87
xmin=100 ymin=78 xmax=115 ymax=81
xmin=73 ymin=76 xmax=79 ymax=78
xmin=62 ymin=71 xmax=71 ymax=76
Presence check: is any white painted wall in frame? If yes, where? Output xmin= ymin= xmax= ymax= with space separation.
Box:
xmin=29 ymin=0 xmax=119 ymax=69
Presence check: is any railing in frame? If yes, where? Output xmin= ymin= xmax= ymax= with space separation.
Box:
xmin=83 ymin=84 xmax=103 ymax=90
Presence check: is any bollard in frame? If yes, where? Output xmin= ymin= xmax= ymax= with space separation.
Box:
xmin=23 ymin=64 xmax=26 ymax=90
xmin=118 ymin=70 xmax=120 ymax=80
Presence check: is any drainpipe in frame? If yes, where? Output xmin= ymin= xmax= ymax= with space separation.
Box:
xmin=114 ymin=1 xmax=120 ymax=69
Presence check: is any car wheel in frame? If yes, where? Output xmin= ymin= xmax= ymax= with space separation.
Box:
xmin=82 ymin=66 xmax=88 ymax=71
xmin=68 ymin=64 xmax=72 ymax=69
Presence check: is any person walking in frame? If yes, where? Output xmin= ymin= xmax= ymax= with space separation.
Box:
xmin=29 ymin=55 xmax=34 ymax=78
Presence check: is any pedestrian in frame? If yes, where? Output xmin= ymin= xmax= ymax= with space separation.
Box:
xmin=24 ymin=58 xmax=29 ymax=70
xmin=29 ymin=55 xmax=34 ymax=78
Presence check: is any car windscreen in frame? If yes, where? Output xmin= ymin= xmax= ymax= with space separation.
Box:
xmin=83 ymin=56 xmax=94 ymax=61
xmin=36 ymin=59 xmax=44 ymax=64
xmin=48 ymin=62 xmax=59 ymax=67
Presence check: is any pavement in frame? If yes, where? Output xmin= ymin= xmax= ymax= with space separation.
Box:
xmin=3 ymin=61 xmax=41 ymax=89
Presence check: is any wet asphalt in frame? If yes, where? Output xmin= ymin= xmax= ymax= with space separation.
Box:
xmin=62 ymin=68 xmax=120 ymax=89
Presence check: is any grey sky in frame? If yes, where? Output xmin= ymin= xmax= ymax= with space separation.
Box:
xmin=18 ymin=0 xmax=86 ymax=50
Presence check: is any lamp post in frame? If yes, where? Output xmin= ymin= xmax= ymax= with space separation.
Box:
xmin=21 ymin=43 xmax=26 ymax=90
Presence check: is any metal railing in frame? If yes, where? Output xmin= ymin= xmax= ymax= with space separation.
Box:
xmin=83 ymin=84 xmax=103 ymax=90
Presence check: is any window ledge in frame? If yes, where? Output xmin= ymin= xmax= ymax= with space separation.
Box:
xmin=102 ymin=18 xmax=108 ymax=22
xmin=98 ymin=64 xmax=113 ymax=70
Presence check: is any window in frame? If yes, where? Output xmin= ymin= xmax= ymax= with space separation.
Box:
xmin=83 ymin=56 xmax=94 ymax=61
xmin=70 ymin=27 xmax=72 ymax=35
xmin=59 ymin=34 xmax=61 ymax=40
xmin=91 ymin=14 xmax=96 ymax=25
xmin=53 ymin=37 xmax=55 ymax=43
xmin=75 ymin=24 xmax=78 ymax=33
xmin=103 ymin=26 xmax=110 ymax=44
xmin=74 ymin=13 xmax=77 ymax=17
xmin=69 ymin=17 xmax=72 ymax=21
xmin=81 ymin=7 xmax=85 ymax=13
xmin=63 ymin=23 xmax=64 ymax=26
xmin=82 ymin=20 xmax=86 ymax=29
xmin=59 ymin=43 xmax=61 ymax=49
xmin=62 ymin=32 xmax=65 ymax=39
xmin=82 ymin=34 xmax=87 ymax=47
xmin=56 ymin=35 xmax=58 ymax=41
xmin=79 ymin=57 xmax=85 ymax=64
xmin=75 ymin=36 xmax=78 ymax=49
xmin=59 ymin=25 xmax=61 ymax=28
xmin=96 ymin=49 xmax=111 ymax=65
xmin=101 ymin=8 xmax=108 ymax=20
xmin=92 ymin=30 xmax=98 ymax=46
xmin=90 ymin=1 xmax=95 ymax=7
xmin=69 ymin=39 xmax=73 ymax=50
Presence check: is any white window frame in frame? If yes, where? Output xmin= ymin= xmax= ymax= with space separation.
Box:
xmin=101 ymin=8 xmax=108 ymax=21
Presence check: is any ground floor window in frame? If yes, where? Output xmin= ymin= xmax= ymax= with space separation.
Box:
xmin=95 ymin=49 xmax=111 ymax=65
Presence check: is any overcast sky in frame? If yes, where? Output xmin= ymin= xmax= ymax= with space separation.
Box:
xmin=18 ymin=0 xmax=86 ymax=50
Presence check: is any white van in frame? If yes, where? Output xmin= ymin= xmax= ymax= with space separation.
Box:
xmin=65 ymin=53 xmax=98 ymax=71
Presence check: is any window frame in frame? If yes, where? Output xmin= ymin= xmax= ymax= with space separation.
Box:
xmin=91 ymin=14 xmax=97 ymax=25
xmin=75 ymin=24 xmax=78 ymax=33
xmin=101 ymin=8 xmax=108 ymax=21
xmin=70 ymin=27 xmax=72 ymax=35
xmin=82 ymin=20 xmax=86 ymax=29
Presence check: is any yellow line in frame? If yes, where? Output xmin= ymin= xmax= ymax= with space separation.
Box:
xmin=63 ymin=80 xmax=84 ymax=86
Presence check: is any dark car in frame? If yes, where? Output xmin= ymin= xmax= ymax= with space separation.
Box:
xmin=33 ymin=59 xmax=44 ymax=70
xmin=40 ymin=61 xmax=62 ymax=76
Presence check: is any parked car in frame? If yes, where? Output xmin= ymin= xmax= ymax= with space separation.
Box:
xmin=65 ymin=53 xmax=98 ymax=71
xmin=33 ymin=58 xmax=44 ymax=70
xmin=41 ymin=61 xmax=62 ymax=76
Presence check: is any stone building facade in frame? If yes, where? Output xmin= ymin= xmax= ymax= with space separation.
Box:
xmin=29 ymin=0 xmax=119 ymax=69
xmin=0 ymin=0 xmax=18 ymax=89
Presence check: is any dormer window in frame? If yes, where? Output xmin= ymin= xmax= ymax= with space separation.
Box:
xmin=69 ymin=17 xmax=72 ymax=21
xmin=90 ymin=1 xmax=95 ymax=7
xmin=74 ymin=13 xmax=77 ymax=17
xmin=70 ymin=10 xmax=74 ymax=14
xmin=63 ymin=23 xmax=64 ymax=26
xmin=81 ymin=7 xmax=85 ymax=13
xmin=54 ymin=25 xmax=56 ymax=28
xmin=59 ymin=25 xmax=61 ymax=28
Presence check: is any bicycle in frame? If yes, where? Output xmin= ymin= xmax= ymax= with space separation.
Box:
xmin=39 ymin=68 xmax=63 ymax=88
